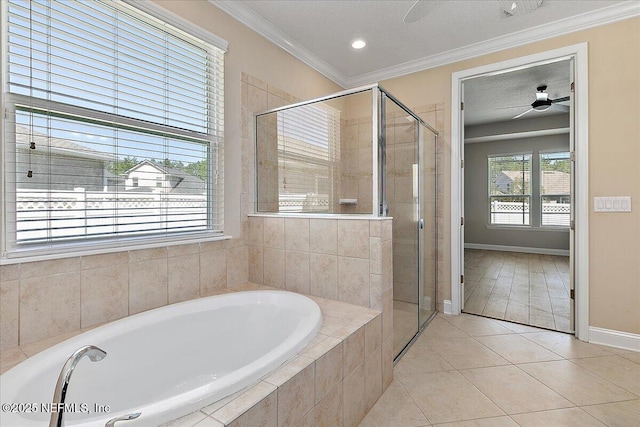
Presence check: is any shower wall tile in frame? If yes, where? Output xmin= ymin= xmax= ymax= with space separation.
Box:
xmin=248 ymin=84 xmax=268 ymax=112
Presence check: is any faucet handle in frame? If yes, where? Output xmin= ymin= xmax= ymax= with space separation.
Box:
xmin=105 ymin=412 xmax=141 ymax=427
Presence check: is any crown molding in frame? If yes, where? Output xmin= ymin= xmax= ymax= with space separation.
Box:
xmin=210 ymin=0 xmax=640 ymax=89
xmin=210 ymin=0 xmax=349 ymax=87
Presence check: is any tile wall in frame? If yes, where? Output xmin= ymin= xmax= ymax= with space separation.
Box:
xmin=0 ymin=239 xmax=249 ymax=351
xmin=340 ymin=117 xmax=373 ymax=214
xmin=247 ymin=215 xmax=394 ymax=395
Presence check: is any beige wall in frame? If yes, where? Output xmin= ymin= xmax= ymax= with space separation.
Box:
xmin=0 ymin=0 xmax=342 ymax=352
xmin=1 ymin=1 xmax=637 ymax=355
xmin=379 ymin=17 xmax=640 ymax=335
xmin=151 ymin=0 xmax=342 ymax=237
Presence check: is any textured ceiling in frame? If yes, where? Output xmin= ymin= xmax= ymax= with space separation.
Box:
xmin=464 ymin=59 xmax=571 ymax=126
xmin=234 ymin=0 xmax=627 ymax=79
xmin=213 ymin=1 xmax=636 ymax=124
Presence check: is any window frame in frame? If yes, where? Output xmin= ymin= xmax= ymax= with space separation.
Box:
xmin=539 ymin=150 xmax=571 ymax=228
xmin=487 ymin=152 xmax=532 ymax=226
xmin=1 ymin=0 xmax=228 ymax=260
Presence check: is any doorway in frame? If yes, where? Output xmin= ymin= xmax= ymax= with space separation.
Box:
xmin=461 ymin=60 xmax=572 ymax=332
xmin=451 ymin=44 xmax=590 ymax=340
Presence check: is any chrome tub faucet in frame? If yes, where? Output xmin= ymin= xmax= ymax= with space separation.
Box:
xmin=49 ymin=345 xmax=107 ymax=427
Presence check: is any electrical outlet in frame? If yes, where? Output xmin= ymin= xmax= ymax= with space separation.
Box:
xmin=594 ymin=196 xmax=632 ymax=212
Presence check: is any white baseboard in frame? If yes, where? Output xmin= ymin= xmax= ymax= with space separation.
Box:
xmin=465 ymin=243 xmax=570 ymax=257
xmin=443 ymin=300 xmax=452 ymax=315
xmin=589 ymin=326 xmax=640 ymax=352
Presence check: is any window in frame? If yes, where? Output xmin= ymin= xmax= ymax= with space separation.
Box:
xmin=488 ymin=154 xmax=531 ymax=225
xmin=541 ymin=152 xmax=571 ymax=226
xmin=3 ymin=0 xmax=225 ymax=256
xmin=276 ymin=104 xmax=340 ymax=212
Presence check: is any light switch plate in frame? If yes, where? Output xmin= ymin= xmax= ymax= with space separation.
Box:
xmin=594 ymin=196 xmax=632 ymax=212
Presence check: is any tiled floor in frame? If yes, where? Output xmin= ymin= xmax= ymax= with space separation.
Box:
xmin=394 ymin=301 xmax=436 ymax=357
xmin=360 ymin=313 xmax=640 ymax=426
xmin=463 ymin=250 xmax=572 ymax=333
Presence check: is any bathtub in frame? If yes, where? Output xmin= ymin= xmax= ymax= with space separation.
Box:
xmin=0 ymin=290 xmax=322 ymax=426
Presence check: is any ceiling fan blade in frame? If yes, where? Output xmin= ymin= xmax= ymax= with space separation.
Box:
xmin=550 ymin=104 xmax=570 ymax=113
xmin=495 ymin=104 xmax=530 ymax=110
xmin=403 ymin=0 xmax=444 ymax=23
xmin=512 ymin=108 xmax=534 ymax=119
xmin=552 ymin=96 xmax=570 ymax=103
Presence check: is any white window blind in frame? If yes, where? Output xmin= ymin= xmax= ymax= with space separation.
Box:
xmin=541 ymin=152 xmax=571 ymax=227
xmin=488 ymin=154 xmax=531 ymax=225
xmin=276 ymin=104 xmax=341 ymax=212
xmin=3 ymin=0 xmax=225 ymax=256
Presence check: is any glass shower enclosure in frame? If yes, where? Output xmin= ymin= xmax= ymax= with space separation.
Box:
xmin=254 ymin=84 xmax=438 ymax=360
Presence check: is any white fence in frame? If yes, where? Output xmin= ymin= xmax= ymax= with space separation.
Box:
xmin=491 ymin=201 xmax=570 ymax=226
xmin=16 ymin=189 xmax=207 ymax=241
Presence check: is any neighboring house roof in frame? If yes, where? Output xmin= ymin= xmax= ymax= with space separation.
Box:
xmin=499 ymin=170 xmax=531 ymax=182
xmin=16 ymin=124 xmax=113 ymax=161
xmin=124 ymin=159 xmax=205 ymax=194
xmin=495 ymin=170 xmax=569 ymax=195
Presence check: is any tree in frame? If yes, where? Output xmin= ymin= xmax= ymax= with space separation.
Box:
xmin=108 ymin=156 xmax=138 ymax=176
xmin=184 ymin=160 xmax=208 ymax=180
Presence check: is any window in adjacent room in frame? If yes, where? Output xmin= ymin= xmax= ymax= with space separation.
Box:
xmin=2 ymin=0 xmax=226 ymax=257
xmin=488 ymin=154 xmax=531 ymax=225
xmin=540 ymin=152 xmax=571 ymax=227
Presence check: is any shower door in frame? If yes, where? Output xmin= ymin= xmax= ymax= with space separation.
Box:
xmin=383 ymin=96 xmax=421 ymax=358
xmin=383 ymin=93 xmax=438 ymax=359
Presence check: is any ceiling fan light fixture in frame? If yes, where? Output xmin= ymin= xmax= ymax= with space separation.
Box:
xmin=497 ymin=0 xmax=544 ymax=16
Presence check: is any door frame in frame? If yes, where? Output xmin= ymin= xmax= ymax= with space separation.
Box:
xmin=450 ymin=43 xmax=589 ymax=341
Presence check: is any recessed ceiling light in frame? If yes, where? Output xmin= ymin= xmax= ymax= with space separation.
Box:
xmin=351 ymin=39 xmax=366 ymax=50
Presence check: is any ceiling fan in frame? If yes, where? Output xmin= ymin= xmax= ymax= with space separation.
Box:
xmin=403 ymin=0 xmax=544 ymax=23
xmin=512 ymin=85 xmax=570 ymax=119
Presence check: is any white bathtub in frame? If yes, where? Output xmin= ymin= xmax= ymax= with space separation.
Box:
xmin=0 ymin=290 xmax=322 ymax=426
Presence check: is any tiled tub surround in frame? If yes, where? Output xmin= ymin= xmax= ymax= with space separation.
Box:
xmin=0 ymin=284 xmax=384 ymax=427
xmin=0 ymin=237 xmax=249 ymax=352
xmin=247 ymin=215 xmax=393 ymax=383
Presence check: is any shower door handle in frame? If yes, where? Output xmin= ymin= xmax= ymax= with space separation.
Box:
xmin=419 ymin=218 xmax=424 ymax=230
